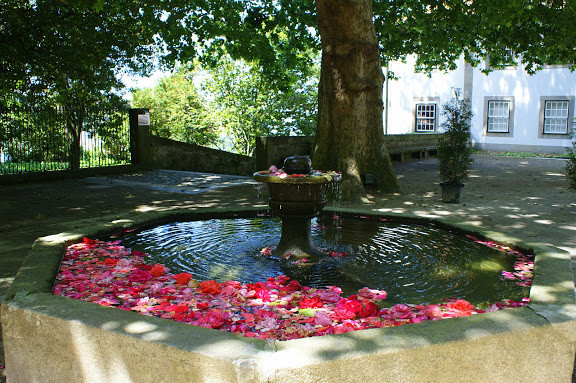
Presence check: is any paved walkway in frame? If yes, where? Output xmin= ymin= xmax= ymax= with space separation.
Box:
xmin=1 ymin=155 xmax=575 ymax=382
xmin=85 ymin=169 xmax=258 ymax=194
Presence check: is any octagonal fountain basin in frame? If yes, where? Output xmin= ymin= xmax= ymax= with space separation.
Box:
xmin=2 ymin=208 xmax=576 ymax=382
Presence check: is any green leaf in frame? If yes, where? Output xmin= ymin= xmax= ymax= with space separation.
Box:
xmin=298 ymin=308 xmax=317 ymax=317
xmin=477 ymin=301 xmax=492 ymax=310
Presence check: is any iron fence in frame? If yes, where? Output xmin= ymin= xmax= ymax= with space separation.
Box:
xmin=0 ymin=105 xmax=131 ymax=175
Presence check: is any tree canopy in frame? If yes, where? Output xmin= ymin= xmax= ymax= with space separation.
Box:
xmin=131 ymin=66 xmax=219 ymax=146
xmin=3 ymin=0 xmax=574 ymax=105
xmin=144 ymin=0 xmax=576 ymax=77
xmin=373 ymin=0 xmax=576 ymax=74
xmin=0 ymin=0 xmax=159 ymax=105
xmin=131 ymin=58 xmax=318 ymax=156
xmin=3 ymin=0 xmax=574 ymax=100
xmin=202 ymin=56 xmax=318 ymax=155
xmin=2 ymin=0 xmax=575 ymax=197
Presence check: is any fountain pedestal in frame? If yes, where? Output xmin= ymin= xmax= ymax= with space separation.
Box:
xmin=268 ymin=183 xmax=328 ymax=258
xmin=253 ymin=156 xmax=340 ymax=260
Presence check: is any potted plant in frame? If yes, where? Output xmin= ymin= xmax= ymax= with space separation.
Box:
xmin=437 ymin=89 xmax=473 ymax=203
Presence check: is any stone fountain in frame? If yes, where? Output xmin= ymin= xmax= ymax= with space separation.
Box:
xmin=252 ymin=155 xmax=341 ymax=260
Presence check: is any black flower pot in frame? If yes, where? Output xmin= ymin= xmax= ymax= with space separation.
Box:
xmin=440 ymin=182 xmax=465 ymax=203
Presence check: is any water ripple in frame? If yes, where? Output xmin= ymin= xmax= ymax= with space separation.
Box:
xmin=120 ymin=215 xmax=525 ymax=305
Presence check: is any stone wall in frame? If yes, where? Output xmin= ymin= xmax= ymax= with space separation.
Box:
xmin=255 ymin=134 xmax=443 ymax=169
xmin=255 ymin=136 xmax=315 ymax=170
xmin=385 ymin=133 xmax=442 ymax=161
xmin=129 ymin=108 xmax=256 ymax=176
xmin=148 ymin=135 xmax=256 ymax=176
xmin=0 ymin=127 xmax=440 ymax=186
xmin=142 ymin=133 xmax=442 ymax=176
xmin=384 ymin=133 xmax=443 ymax=150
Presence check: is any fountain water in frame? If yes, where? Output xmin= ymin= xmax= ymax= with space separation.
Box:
xmin=252 ymin=155 xmax=341 ymax=260
xmin=119 ymin=213 xmax=528 ymax=304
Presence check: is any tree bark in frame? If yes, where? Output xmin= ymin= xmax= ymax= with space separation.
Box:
xmin=65 ymin=106 xmax=84 ymax=169
xmin=314 ymin=0 xmax=400 ymax=201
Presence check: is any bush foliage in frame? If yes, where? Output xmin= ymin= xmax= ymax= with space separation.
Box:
xmin=437 ymin=89 xmax=474 ymax=184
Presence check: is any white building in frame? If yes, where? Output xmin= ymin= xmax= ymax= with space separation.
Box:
xmin=384 ymin=55 xmax=576 ymax=154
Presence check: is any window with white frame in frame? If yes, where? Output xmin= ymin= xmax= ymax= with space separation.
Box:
xmin=487 ymin=100 xmax=511 ymax=133
xmin=543 ymin=100 xmax=570 ymax=134
xmin=538 ymin=96 xmax=573 ymax=138
xmin=415 ymin=103 xmax=437 ymax=132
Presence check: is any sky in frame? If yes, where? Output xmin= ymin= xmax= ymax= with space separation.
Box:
xmin=120 ymin=70 xmax=169 ymax=101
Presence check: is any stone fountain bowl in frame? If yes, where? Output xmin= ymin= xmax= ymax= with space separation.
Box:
xmin=252 ymin=171 xmax=342 ymax=203
xmin=2 ymin=207 xmax=575 ymax=382
xmin=253 ymin=171 xmax=341 ymax=215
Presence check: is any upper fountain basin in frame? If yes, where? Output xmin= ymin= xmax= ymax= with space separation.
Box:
xmin=252 ymin=169 xmax=341 ymax=184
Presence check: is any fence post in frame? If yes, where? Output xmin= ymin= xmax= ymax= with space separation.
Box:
xmin=129 ymin=108 xmax=153 ymax=167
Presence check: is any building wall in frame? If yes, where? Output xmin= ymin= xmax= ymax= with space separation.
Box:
xmin=385 ymin=56 xmax=576 ymax=153
xmin=470 ymin=64 xmax=575 ymax=153
xmin=385 ymin=56 xmax=465 ymax=135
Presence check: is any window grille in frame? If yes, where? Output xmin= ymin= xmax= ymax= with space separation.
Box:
xmin=415 ymin=104 xmax=436 ymax=132
xmin=487 ymin=101 xmax=511 ymax=133
xmin=543 ymin=100 xmax=569 ymax=134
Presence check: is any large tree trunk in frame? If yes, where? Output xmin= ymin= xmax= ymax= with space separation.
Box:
xmin=314 ymin=0 xmax=400 ymax=201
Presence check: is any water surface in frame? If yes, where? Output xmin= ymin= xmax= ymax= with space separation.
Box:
xmin=120 ymin=215 xmax=527 ymax=305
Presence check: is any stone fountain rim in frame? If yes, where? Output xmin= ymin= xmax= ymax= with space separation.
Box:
xmin=2 ymin=206 xmax=575 ymax=382
xmin=253 ymin=171 xmax=341 ymax=184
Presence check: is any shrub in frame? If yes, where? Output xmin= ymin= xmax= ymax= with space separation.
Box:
xmin=437 ymin=89 xmax=474 ymax=184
